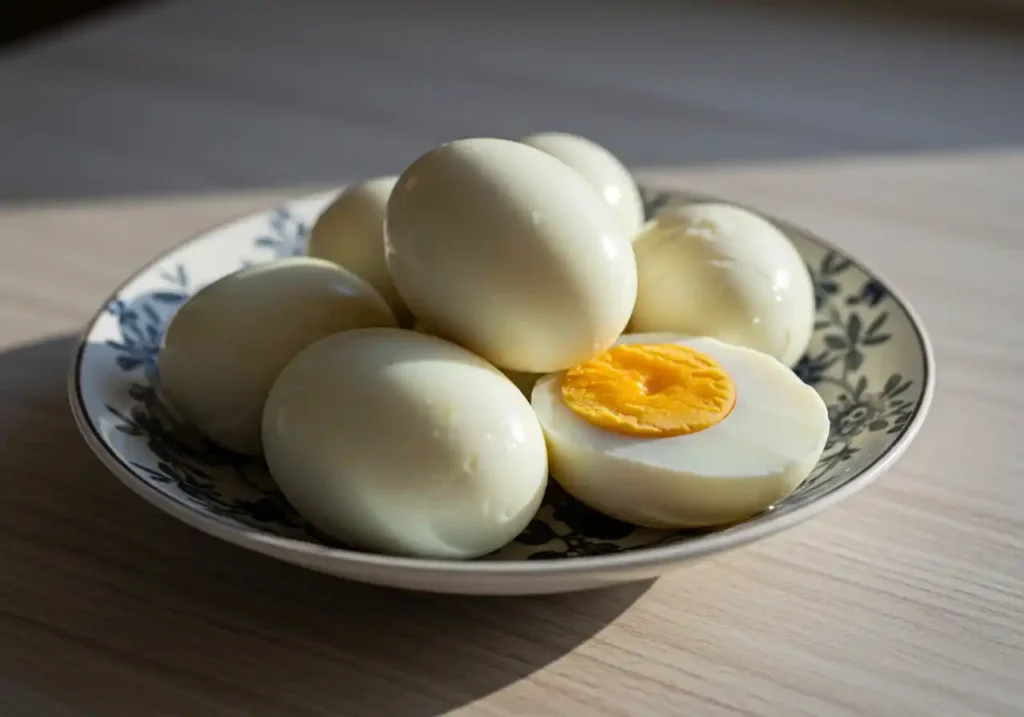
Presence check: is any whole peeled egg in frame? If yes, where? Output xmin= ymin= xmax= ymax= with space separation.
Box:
xmin=262 ymin=327 xmax=549 ymax=559
xmin=531 ymin=333 xmax=830 ymax=528
xmin=386 ymin=138 xmax=637 ymax=374
xmin=307 ymin=176 xmax=412 ymax=324
xmin=520 ymin=132 xmax=645 ymax=238
xmin=158 ymin=257 xmax=395 ymax=455
xmin=630 ymin=203 xmax=815 ymax=367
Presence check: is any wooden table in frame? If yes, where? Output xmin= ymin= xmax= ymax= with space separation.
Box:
xmin=1 ymin=2 xmax=1022 ymax=715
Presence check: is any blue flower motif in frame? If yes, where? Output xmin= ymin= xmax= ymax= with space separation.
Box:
xmin=253 ymin=207 xmax=309 ymax=258
xmin=104 ymin=264 xmax=190 ymax=383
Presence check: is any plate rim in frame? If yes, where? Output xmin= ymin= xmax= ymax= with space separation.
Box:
xmin=67 ymin=184 xmax=936 ymax=581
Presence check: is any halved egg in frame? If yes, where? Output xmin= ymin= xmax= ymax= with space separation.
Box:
xmin=531 ymin=334 xmax=829 ymax=529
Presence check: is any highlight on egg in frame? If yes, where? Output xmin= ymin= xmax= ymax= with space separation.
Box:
xmin=385 ymin=137 xmax=637 ymax=374
xmin=307 ymin=175 xmax=412 ymax=324
xmin=158 ymin=257 xmax=396 ymax=455
xmin=519 ymin=132 xmax=645 ymax=239
xmin=262 ymin=328 xmax=549 ymax=560
xmin=629 ymin=202 xmax=815 ymax=367
xmin=530 ymin=333 xmax=830 ymax=529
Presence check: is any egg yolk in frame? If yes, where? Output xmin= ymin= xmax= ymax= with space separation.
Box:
xmin=560 ymin=344 xmax=736 ymax=438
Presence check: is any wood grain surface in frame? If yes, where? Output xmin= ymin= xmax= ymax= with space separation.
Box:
xmin=1 ymin=1 xmax=1022 ymax=715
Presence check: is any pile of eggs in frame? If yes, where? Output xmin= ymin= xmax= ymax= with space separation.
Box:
xmin=158 ymin=133 xmax=830 ymax=560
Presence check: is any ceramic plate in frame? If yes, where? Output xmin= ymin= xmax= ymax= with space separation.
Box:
xmin=68 ymin=186 xmax=934 ymax=595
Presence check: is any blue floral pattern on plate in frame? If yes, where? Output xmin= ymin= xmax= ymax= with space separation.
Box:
xmin=73 ymin=187 xmax=930 ymax=561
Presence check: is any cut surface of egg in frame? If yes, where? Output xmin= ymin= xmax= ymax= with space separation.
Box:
xmin=262 ymin=328 xmax=548 ymax=560
xmin=386 ymin=137 xmax=637 ymax=374
xmin=630 ymin=203 xmax=815 ymax=367
xmin=158 ymin=257 xmax=395 ymax=455
xmin=531 ymin=333 xmax=829 ymax=529
xmin=520 ymin=131 xmax=644 ymax=239
xmin=307 ymin=176 xmax=411 ymax=324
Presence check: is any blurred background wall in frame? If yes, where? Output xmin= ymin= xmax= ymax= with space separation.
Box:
xmin=2 ymin=0 xmax=1022 ymax=203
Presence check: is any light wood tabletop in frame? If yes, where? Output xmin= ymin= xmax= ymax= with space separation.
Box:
xmin=1 ymin=1 xmax=1022 ymax=715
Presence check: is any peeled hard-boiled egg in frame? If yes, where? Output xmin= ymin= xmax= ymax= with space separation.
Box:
xmin=262 ymin=328 xmax=548 ymax=559
xmin=531 ymin=334 xmax=829 ymax=528
xmin=630 ymin=203 xmax=815 ymax=367
xmin=307 ymin=176 xmax=411 ymax=324
xmin=520 ymin=132 xmax=644 ymax=238
xmin=385 ymin=137 xmax=637 ymax=374
xmin=159 ymin=257 xmax=395 ymax=455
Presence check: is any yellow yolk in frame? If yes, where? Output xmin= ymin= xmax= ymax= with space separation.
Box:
xmin=560 ymin=344 xmax=737 ymax=437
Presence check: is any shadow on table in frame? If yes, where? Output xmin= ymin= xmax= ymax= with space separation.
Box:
xmin=0 ymin=334 xmax=650 ymax=717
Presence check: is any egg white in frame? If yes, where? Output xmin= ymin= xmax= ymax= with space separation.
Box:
xmin=262 ymin=328 xmax=548 ymax=559
xmin=530 ymin=334 xmax=830 ymax=528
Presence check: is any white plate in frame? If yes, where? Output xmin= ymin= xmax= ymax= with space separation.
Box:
xmin=68 ymin=186 xmax=934 ymax=595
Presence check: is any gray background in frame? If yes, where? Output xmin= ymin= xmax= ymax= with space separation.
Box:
xmin=1 ymin=0 xmax=1022 ymax=203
